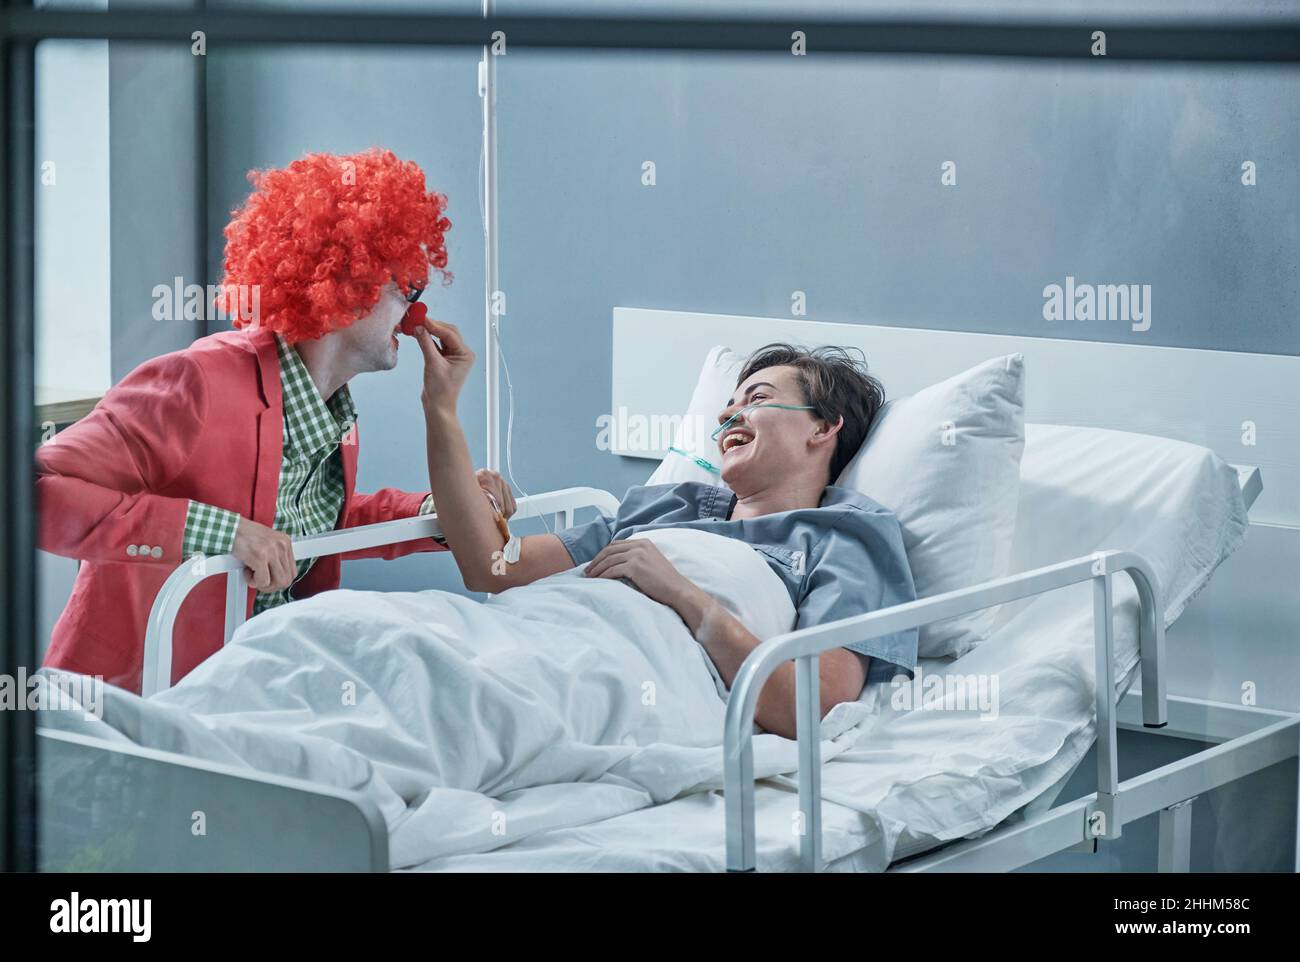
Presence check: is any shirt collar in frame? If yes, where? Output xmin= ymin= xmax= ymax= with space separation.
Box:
xmin=699 ymin=483 xmax=873 ymax=520
xmin=274 ymin=333 xmax=357 ymax=454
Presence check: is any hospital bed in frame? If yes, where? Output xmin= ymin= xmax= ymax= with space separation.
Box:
xmin=37 ymin=315 xmax=1299 ymax=873
xmin=37 ymin=466 xmax=1284 ymax=873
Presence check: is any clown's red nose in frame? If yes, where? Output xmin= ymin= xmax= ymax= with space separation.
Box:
xmin=400 ymin=302 xmax=428 ymax=337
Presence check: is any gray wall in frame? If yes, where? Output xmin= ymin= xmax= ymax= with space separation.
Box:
xmin=205 ymin=3 xmax=1299 ymax=595
xmin=110 ymin=2 xmax=207 ymax=378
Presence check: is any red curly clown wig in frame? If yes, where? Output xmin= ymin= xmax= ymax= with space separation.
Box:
xmin=217 ymin=147 xmax=452 ymax=342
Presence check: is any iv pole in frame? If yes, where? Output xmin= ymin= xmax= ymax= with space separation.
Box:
xmin=479 ymin=0 xmax=500 ymax=472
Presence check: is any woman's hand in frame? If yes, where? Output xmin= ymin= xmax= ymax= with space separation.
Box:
xmin=583 ymin=539 xmax=704 ymax=615
xmin=475 ymin=468 xmax=517 ymax=519
xmin=414 ymin=317 xmax=475 ymax=415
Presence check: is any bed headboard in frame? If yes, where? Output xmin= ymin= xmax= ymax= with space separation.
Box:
xmin=612 ymin=307 xmax=1299 ymax=528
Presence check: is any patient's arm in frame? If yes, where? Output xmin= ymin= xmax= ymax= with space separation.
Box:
xmin=685 ymin=596 xmax=868 ymax=739
xmin=423 ymin=417 xmax=571 ymax=591
xmin=417 ymin=317 xmax=574 ymax=593
xmin=583 ymin=539 xmax=867 ymax=738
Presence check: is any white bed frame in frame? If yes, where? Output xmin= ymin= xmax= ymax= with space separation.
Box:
xmin=39 ymin=311 xmax=1299 ymax=873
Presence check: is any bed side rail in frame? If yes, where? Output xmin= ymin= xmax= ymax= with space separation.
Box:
xmin=723 ymin=549 xmax=1165 ymax=873
xmin=141 ymin=486 xmax=620 ymax=697
xmin=37 ymin=727 xmax=389 ymax=871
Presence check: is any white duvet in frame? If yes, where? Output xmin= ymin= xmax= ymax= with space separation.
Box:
xmin=40 ymin=528 xmax=879 ymax=869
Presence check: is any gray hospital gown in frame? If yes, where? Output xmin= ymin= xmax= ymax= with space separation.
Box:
xmin=554 ymin=481 xmax=918 ymax=687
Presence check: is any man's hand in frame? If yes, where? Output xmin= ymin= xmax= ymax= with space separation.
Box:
xmin=583 ymin=539 xmax=700 ymax=613
xmin=475 ymin=468 xmax=517 ymax=519
xmin=231 ymin=516 xmax=296 ymax=592
xmin=415 ymin=317 xmax=475 ymax=416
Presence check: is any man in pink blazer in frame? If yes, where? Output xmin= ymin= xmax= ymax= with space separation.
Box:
xmin=35 ymin=148 xmax=510 ymax=694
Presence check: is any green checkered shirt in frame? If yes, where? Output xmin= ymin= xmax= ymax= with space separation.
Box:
xmin=183 ymin=333 xmax=433 ymax=614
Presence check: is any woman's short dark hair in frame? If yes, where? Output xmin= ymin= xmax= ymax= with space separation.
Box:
xmin=735 ymin=342 xmax=886 ymax=485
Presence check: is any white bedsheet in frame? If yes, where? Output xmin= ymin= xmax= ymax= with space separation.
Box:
xmin=408 ymin=585 xmax=1145 ymax=872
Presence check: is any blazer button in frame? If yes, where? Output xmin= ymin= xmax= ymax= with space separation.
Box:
xmin=126 ymin=544 xmax=138 ymax=556
xmin=150 ymin=546 xmax=163 ymax=559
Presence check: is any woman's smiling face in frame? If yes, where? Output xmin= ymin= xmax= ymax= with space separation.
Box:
xmin=716 ymin=365 xmax=824 ymax=490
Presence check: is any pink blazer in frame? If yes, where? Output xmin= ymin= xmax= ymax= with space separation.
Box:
xmin=35 ymin=326 xmax=445 ymax=694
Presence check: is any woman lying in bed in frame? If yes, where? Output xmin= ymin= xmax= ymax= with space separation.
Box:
xmin=414 ymin=319 xmax=918 ymax=739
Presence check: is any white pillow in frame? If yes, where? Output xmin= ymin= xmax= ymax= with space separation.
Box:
xmin=647 ymin=346 xmax=1026 ymax=657
xmin=835 ymin=354 xmax=1026 ymax=658
xmin=646 ymin=345 xmax=742 ymax=488
xmin=1004 ymin=423 xmax=1249 ymax=628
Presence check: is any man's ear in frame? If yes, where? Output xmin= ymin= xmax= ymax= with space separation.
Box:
xmin=806 ymin=413 xmax=847 ymax=462
xmin=809 ymin=413 xmax=844 ymax=449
